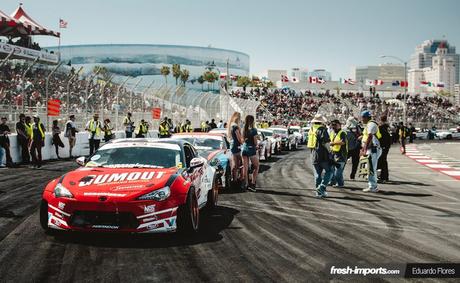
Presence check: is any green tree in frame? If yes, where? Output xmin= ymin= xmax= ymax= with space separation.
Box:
xmin=237 ymin=76 xmax=251 ymax=91
xmin=197 ymin=75 xmax=205 ymax=91
xmin=203 ymin=71 xmax=218 ymax=91
xmin=93 ymin=66 xmax=110 ymax=81
xmin=172 ymin=64 xmax=181 ymax=85
xmin=180 ymin=69 xmax=190 ymax=86
xmin=160 ymin=66 xmax=170 ymax=84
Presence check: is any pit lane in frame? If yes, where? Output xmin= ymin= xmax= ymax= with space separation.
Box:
xmin=0 ymin=143 xmax=459 ymax=282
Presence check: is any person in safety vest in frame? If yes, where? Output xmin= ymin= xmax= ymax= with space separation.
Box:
xmin=135 ymin=119 xmax=149 ymax=138
xmin=307 ymin=114 xmax=332 ymax=198
xmin=85 ymin=114 xmax=103 ymax=155
xmin=103 ymin=119 xmax=114 ymax=142
xmin=159 ymin=120 xmax=170 ymax=138
xmin=123 ymin=112 xmax=134 ymax=138
xmin=30 ymin=115 xmax=46 ymax=169
xmin=183 ymin=120 xmax=193 ymax=133
xmin=200 ymin=121 xmax=208 ymax=132
xmin=398 ymin=121 xmax=407 ymax=154
xmin=360 ymin=110 xmax=382 ymax=193
xmin=16 ymin=114 xmax=30 ymax=165
xmin=328 ymin=119 xmax=348 ymax=188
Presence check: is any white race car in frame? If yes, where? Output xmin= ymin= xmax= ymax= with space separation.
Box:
xmin=289 ymin=126 xmax=305 ymax=144
xmin=436 ymin=128 xmax=460 ymax=140
xmin=258 ymin=128 xmax=281 ymax=154
xmin=257 ymin=130 xmax=272 ymax=161
xmin=270 ymin=126 xmax=297 ymax=151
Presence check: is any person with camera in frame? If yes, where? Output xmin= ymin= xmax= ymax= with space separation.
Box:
xmin=329 ymin=119 xmax=348 ymax=188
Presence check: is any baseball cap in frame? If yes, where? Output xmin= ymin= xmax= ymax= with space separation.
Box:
xmin=360 ymin=110 xmax=372 ymax=118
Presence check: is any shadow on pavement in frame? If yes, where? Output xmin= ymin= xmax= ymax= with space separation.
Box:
xmin=326 ymin=196 xmax=381 ymax=202
xmin=378 ymin=190 xmax=432 ymax=197
xmin=258 ymin=164 xmax=271 ymax=174
xmin=383 ymin=180 xmax=432 ymax=187
xmin=51 ymin=205 xmax=239 ymax=248
xmin=255 ymin=189 xmax=304 ymax=197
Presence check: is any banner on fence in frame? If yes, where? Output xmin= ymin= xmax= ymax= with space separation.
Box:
xmin=47 ymin=99 xmax=61 ymax=116
xmin=152 ymin=108 xmax=162 ymax=119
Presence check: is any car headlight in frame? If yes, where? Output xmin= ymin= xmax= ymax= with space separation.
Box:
xmin=54 ymin=183 xmax=74 ymax=198
xmin=137 ymin=186 xmax=171 ymax=201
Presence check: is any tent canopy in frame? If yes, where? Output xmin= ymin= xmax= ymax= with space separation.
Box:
xmin=0 ymin=9 xmax=29 ymax=36
xmin=9 ymin=4 xmax=59 ymax=37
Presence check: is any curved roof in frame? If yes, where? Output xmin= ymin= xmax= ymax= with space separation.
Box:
xmin=10 ymin=5 xmax=59 ymax=37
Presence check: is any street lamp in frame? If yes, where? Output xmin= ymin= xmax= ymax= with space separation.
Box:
xmin=379 ymin=55 xmax=408 ymax=124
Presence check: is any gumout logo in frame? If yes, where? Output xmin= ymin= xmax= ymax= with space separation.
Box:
xmin=79 ymin=171 xmax=164 ymax=187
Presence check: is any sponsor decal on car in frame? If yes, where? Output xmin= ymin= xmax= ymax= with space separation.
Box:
xmin=142 ymin=216 xmax=158 ymax=222
xmin=78 ymin=171 xmax=165 ymax=187
xmin=144 ymin=204 xmax=156 ymax=213
xmin=91 ymin=225 xmax=119 ymax=229
xmin=58 ymin=202 xmax=65 ymax=210
xmin=83 ymin=192 xmax=127 ymax=197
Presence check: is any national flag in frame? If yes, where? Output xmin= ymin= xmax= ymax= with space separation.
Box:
xmin=318 ymin=77 xmax=326 ymax=84
xmin=291 ymin=77 xmax=299 ymax=83
xmin=392 ymin=80 xmax=400 ymax=86
xmin=59 ymin=19 xmax=68 ymax=29
xmin=437 ymin=82 xmax=445 ymax=88
xmin=219 ymin=73 xmax=227 ymax=79
xmin=365 ymin=79 xmax=375 ymax=86
xmin=281 ymin=75 xmax=290 ymax=83
xmin=375 ymin=80 xmax=384 ymax=86
xmin=420 ymin=81 xmax=429 ymax=86
xmin=230 ymin=74 xmax=238 ymax=81
xmin=400 ymin=81 xmax=408 ymax=87
xmin=340 ymin=78 xmax=355 ymax=85
xmin=346 ymin=79 xmax=356 ymax=85
xmin=309 ymin=76 xmax=318 ymax=84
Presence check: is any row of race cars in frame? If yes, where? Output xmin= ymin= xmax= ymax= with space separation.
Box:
xmin=40 ymin=126 xmax=308 ymax=235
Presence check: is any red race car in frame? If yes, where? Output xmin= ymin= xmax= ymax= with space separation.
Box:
xmin=40 ymin=139 xmax=219 ymax=234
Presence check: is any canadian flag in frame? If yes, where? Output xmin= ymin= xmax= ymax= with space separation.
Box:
xmin=400 ymin=81 xmax=408 ymax=87
xmin=375 ymin=80 xmax=384 ymax=86
xmin=365 ymin=79 xmax=375 ymax=86
xmin=291 ymin=77 xmax=299 ymax=83
xmin=219 ymin=73 xmax=227 ymax=79
xmin=59 ymin=19 xmax=68 ymax=29
xmin=230 ymin=75 xmax=238 ymax=81
xmin=309 ymin=76 xmax=325 ymax=84
xmin=281 ymin=75 xmax=290 ymax=83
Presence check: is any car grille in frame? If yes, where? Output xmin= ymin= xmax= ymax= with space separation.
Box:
xmin=69 ymin=211 xmax=139 ymax=229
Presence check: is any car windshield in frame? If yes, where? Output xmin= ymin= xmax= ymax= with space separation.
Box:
xmin=178 ymin=137 xmax=222 ymax=150
xmin=261 ymin=131 xmax=273 ymax=137
xmin=272 ymin=129 xmax=287 ymax=135
xmin=87 ymin=146 xmax=182 ymax=168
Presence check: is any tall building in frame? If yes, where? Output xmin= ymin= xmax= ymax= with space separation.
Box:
xmin=307 ymin=69 xmax=332 ymax=81
xmin=290 ymin=68 xmax=309 ymax=81
xmin=410 ymin=39 xmax=459 ymax=84
xmin=353 ymin=64 xmax=405 ymax=85
xmin=408 ymin=43 xmax=456 ymax=95
xmin=267 ymin=69 xmax=287 ymax=83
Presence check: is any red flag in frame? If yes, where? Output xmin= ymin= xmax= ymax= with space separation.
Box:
xmin=400 ymin=81 xmax=408 ymax=87
xmin=152 ymin=108 xmax=162 ymax=120
xmin=47 ymin=99 xmax=61 ymax=116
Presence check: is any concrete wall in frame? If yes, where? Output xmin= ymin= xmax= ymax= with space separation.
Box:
xmin=1 ymin=130 xmax=158 ymax=164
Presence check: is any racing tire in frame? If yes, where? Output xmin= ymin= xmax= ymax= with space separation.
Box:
xmin=39 ymin=200 xmax=52 ymax=233
xmin=206 ymin=175 xmax=219 ymax=210
xmin=177 ymin=187 xmax=199 ymax=234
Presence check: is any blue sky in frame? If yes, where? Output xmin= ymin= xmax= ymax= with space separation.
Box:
xmin=2 ymin=0 xmax=459 ymax=79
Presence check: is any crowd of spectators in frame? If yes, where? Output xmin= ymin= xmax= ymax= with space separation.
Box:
xmin=231 ymin=88 xmax=459 ymax=128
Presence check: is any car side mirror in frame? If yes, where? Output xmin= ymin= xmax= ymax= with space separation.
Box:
xmin=189 ymin=157 xmax=205 ymax=170
xmin=76 ymin=156 xmax=86 ymax=166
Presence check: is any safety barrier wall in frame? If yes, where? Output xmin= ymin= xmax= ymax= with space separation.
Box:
xmin=1 ymin=130 xmax=159 ymax=164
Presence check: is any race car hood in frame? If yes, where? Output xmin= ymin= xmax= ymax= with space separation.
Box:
xmin=59 ymin=167 xmax=178 ymax=200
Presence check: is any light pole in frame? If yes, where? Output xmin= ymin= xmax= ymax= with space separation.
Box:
xmin=379 ymin=55 xmax=408 ymax=124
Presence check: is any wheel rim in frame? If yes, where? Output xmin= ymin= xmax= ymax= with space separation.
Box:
xmin=191 ymin=192 xmax=199 ymax=230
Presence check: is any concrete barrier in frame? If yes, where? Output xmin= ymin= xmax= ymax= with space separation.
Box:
xmin=1 ymin=130 xmax=159 ymax=164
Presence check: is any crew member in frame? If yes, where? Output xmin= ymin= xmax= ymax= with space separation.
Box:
xmin=16 ymin=114 xmax=30 ymax=164
xmin=103 ymin=119 xmax=114 ymax=142
xmin=65 ymin=115 xmax=78 ymax=158
xmin=30 ymin=116 xmax=45 ymax=169
xmin=377 ymin=115 xmax=392 ymax=183
xmin=159 ymin=120 xmax=170 ymax=138
xmin=329 ymin=119 xmax=347 ymax=188
xmin=399 ymin=121 xmax=407 ymax=154
xmin=85 ymin=114 xmax=103 ymax=155
xmin=307 ymin=114 xmax=332 ymax=198
xmin=183 ymin=120 xmax=193 ymax=133
xmin=345 ymin=116 xmax=361 ymax=180
xmin=0 ymin=117 xmax=13 ymax=167
xmin=360 ymin=110 xmax=382 ymax=193
xmin=123 ymin=112 xmax=134 ymax=138
xmin=135 ymin=119 xmax=149 ymax=138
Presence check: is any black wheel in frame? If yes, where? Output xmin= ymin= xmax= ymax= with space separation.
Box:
xmin=447 ymin=134 xmax=452 ymax=140
xmin=177 ymin=187 xmax=199 ymax=234
xmin=225 ymin=165 xmax=231 ymax=190
xmin=206 ymin=175 xmax=219 ymax=210
xmin=40 ymin=200 xmax=49 ymax=231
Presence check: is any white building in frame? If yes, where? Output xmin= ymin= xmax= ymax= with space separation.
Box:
xmin=290 ymin=68 xmax=309 ymax=81
xmin=408 ymin=43 xmax=456 ymax=96
xmin=410 ymin=39 xmax=459 ymax=84
xmin=267 ymin=69 xmax=287 ymax=83
xmin=353 ymin=64 xmax=405 ymax=85
xmin=307 ymin=69 xmax=332 ymax=81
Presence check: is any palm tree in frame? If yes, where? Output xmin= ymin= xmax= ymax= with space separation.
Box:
xmin=237 ymin=76 xmax=251 ymax=92
xmin=93 ymin=65 xmax=110 ymax=81
xmin=203 ymin=71 xmax=218 ymax=91
xmin=160 ymin=66 xmax=170 ymax=84
xmin=172 ymin=64 xmax=181 ymax=85
xmin=180 ymin=69 xmax=190 ymax=86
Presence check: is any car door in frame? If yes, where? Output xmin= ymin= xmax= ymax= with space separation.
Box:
xmin=185 ymin=145 xmax=206 ymax=206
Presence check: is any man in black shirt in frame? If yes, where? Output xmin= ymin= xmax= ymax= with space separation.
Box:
xmin=30 ymin=116 xmax=46 ymax=169
xmin=16 ymin=114 xmax=30 ymax=164
xmin=377 ymin=116 xmax=392 ymax=183
xmin=209 ymin=119 xmax=217 ymax=129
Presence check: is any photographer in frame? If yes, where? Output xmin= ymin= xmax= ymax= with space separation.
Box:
xmin=85 ymin=114 xmax=103 ymax=155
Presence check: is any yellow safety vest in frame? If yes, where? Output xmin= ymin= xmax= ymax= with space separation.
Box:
xmin=25 ymin=123 xmax=33 ymax=139
xmin=399 ymin=128 xmax=406 ymax=138
xmin=307 ymin=124 xmax=322 ymax=149
xmin=201 ymin=122 xmax=206 ymax=132
xmin=330 ymin=129 xmax=348 ymax=152
xmin=159 ymin=124 xmax=169 ymax=136
xmin=104 ymin=124 xmax=112 ymax=136
xmin=362 ymin=120 xmax=382 ymax=143
xmin=136 ymin=123 xmax=147 ymax=135
xmin=186 ymin=124 xmax=193 ymax=133
xmin=88 ymin=120 xmax=101 ymax=136
xmin=31 ymin=123 xmax=45 ymax=140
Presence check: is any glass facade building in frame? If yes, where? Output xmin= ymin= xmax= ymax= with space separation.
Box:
xmin=49 ymin=44 xmax=250 ymax=89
